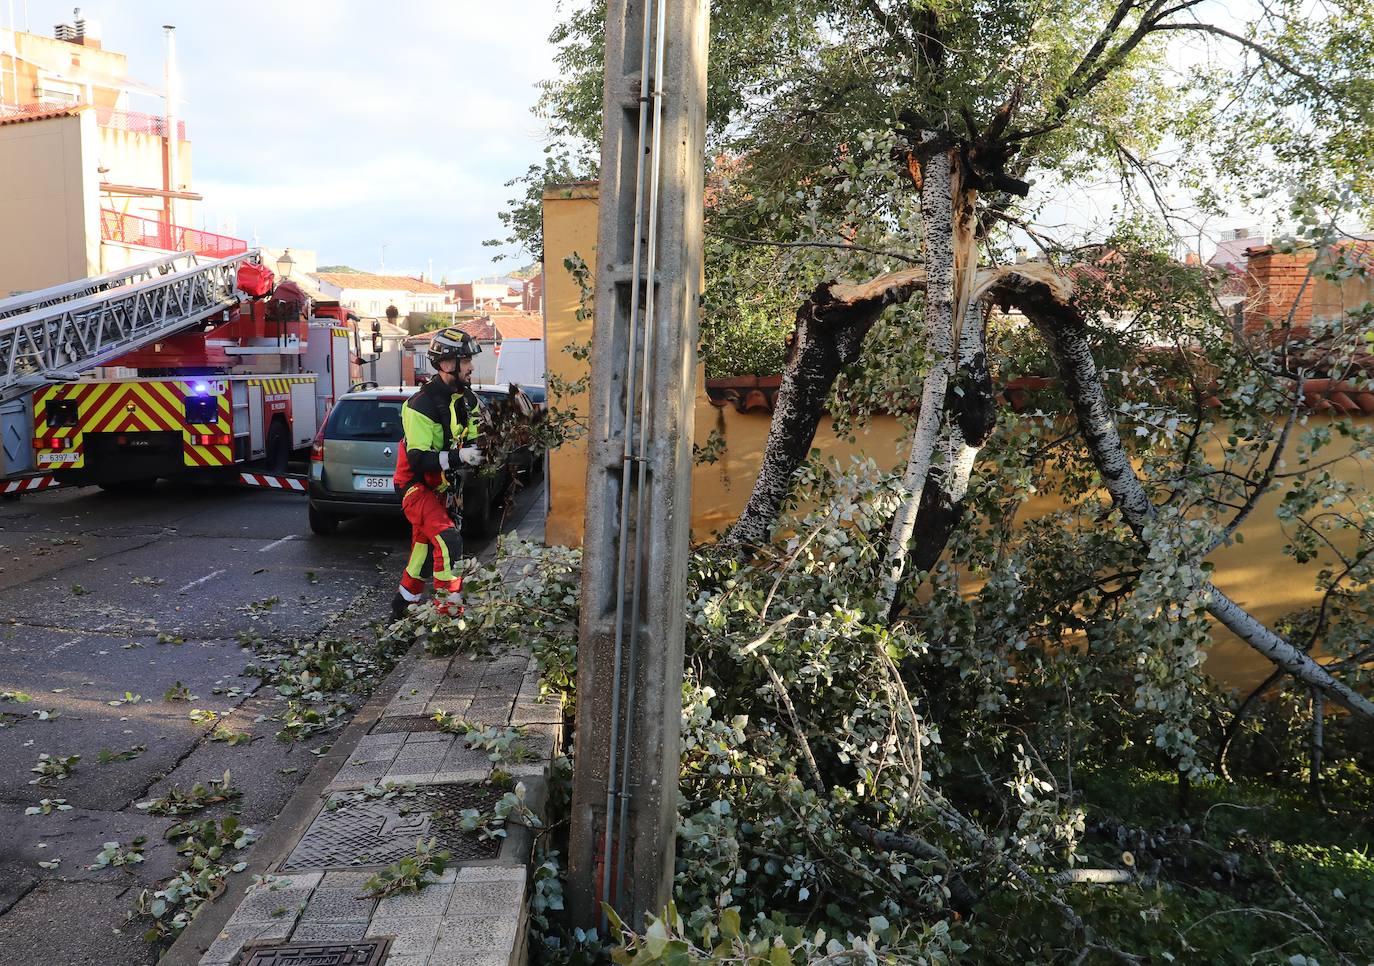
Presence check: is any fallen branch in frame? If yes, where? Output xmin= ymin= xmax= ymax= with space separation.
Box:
xmin=1010 ymin=275 xmax=1374 ymax=720
xmin=1050 ymin=868 xmax=1135 ymax=886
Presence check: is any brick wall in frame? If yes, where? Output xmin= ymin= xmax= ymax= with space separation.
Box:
xmin=1244 ymin=244 xmax=1315 ymax=335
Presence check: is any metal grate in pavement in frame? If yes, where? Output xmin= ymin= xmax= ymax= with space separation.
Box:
xmin=368 ymin=715 xmax=442 ymax=734
xmin=282 ymin=784 xmax=503 ymax=871
xmin=237 ymin=940 xmax=390 ymax=965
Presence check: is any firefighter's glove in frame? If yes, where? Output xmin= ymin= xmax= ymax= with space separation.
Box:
xmin=438 ymin=450 xmax=455 ymax=471
xmin=458 ymin=446 xmax=484 ymax=467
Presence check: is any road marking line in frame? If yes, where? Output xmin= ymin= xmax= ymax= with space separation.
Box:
xmin=177 ymin=569 xmax=225 ymax=593
xmin=257 ymin=534 xmax=296 ymax=553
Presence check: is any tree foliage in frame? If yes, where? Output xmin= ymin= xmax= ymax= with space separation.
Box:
xmin=501 ymin=0 xmax=1374 ymax=960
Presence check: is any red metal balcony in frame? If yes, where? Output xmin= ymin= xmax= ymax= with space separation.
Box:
xmin=94 ymin=105 xmax=187 ymax=140
xmin=100 ymin=209 xmax=247 ymax=259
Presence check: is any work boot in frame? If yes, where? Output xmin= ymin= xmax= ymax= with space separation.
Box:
xmin=390 ymin=592 xmax=411 ymax=621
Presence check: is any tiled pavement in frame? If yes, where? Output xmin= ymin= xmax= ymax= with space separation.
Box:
xmin=192 ymin=492 xmax=554 ymax=966
xmin=201 ymin=865 xmax=526 ymax=966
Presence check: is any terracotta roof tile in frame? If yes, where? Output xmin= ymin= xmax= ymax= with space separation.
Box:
xmin=311 ymin=272 xmax=448 ymax=294
xmin=456 ymin=317 xmax=497 ymax=341
xmin=0 ymin=105 xmax=84 ymax=126
xmin=704 ymin=374 xmax=1374 ymax=418
xmin=492 ymin=312 xmax=543 ymax=340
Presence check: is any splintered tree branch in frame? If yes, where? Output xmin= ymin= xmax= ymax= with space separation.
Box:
xmin=725 ymin=261 xmax=1069 ymax=553
xmin=724 ymin=270 xmax=927 ymax=548
xmin=1008 ymin=275 xmax=1374 ymax=720
xmin=877 ymin=146 xmax=961 ymax=618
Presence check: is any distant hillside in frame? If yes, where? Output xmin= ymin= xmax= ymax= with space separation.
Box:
xmin=317 ymin=265 xmax=363 ymax=273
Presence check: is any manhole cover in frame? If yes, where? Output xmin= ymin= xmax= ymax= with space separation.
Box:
xmin=238 ymin=940 xmax=390 ymax=965
xmin=282 ymin=784 xmax=504 ymax=870
xmin=370 ymin=715 xmax=442 ymax=734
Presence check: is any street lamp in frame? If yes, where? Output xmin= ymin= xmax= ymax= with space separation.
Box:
xmin=276 ymin=248 xmax=295 ymax=281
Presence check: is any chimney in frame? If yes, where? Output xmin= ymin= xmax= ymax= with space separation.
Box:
xmin=54 ymin=21 xmax=76 ymax=41
xmin=76 ymin=14 xmax=103 ymax=48
xmin=1244 ymin=245 xmax=1315 ymax=337
xmin=73 ymin=8 xmax=85 ymax=41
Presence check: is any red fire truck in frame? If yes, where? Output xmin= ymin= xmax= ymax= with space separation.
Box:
xmin=26 ymin=261 xmax=352 ymax=490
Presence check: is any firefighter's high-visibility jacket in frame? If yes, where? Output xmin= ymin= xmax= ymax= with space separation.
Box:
xmin=392 ymin=378 xmax=481 ymax=493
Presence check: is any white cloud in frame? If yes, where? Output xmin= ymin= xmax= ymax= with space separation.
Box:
xmin=24 ymin=0 xmax=564 ymax=275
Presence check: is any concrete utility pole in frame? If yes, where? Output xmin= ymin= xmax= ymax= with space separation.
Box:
xmin=566 ymin=0 xmax=709 ymax=934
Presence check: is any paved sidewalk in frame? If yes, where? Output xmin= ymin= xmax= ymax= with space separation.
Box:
xmin=170 ymin=488 xmax=555 ymax=966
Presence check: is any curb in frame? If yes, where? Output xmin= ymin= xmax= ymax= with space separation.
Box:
xmin=159 ymin=642 xmax=425 ymax=966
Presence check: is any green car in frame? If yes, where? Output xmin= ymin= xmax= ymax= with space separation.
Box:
xmin=306 ymin=385 xmax=517 ymax=538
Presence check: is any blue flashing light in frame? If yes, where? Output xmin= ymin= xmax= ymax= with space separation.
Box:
xmin=193 ymin=382 xmax=209 ymax=394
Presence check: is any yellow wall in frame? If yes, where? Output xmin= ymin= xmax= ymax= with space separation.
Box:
xmin=98 ymin=128 xmax=195 ymax=226
xmin=542 ymin=184 xmax=1373 ymax=689
xmin=0 ymin=109 xmax=99 ymax=295
xmin=542 ymin=183 xmax=599 ymax=548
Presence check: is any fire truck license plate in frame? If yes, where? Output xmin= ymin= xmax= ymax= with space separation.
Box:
xmin=42 ymin=452 xmax=80 ymax=463
xmin=356 ymin=476 xmax=394 ymax=492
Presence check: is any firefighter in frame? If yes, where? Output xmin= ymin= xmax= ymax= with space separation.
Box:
xmin=391 ymin=327 xmax=484 ymax=619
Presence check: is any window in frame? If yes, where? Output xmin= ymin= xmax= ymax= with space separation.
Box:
xmin=35 ymin=75 xmax=81 ymax=105
xmin=325 ymin=398 xmax=406 ymax=441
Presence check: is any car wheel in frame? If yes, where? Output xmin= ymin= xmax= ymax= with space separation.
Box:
xmin=308 ymin=503 xmax=340 ymax=535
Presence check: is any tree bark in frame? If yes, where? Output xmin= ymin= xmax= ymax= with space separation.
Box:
xmin=1012 ymin=276 xmax=1374 ymax=720
xmin=722 ymin=262 xmax=1058 ymax=553
xmin=878 ymin=148 xmax=992 ymax=617
xmin=725 ymin=270 xmax=926 ymax=548
xmin=904 ymin=308 xmax=997 ymax=580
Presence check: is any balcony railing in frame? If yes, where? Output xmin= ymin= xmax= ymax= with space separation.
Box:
xmin=100 ymin=209 xmax=247 ymax=259
xmin=0 ymin=102 xmax=186 ymax=139
xmin=94 ymin=106 xmax=186 ymax=140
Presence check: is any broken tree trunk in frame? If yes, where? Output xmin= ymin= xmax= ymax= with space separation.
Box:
xmin=722 ymin=258 xmax=1057 ymax=555
xmin=1013 ymin=275 xmax=1374 ymax=720
xmin=903 ymin=301 xmax=997 ymax=590
xmin=724 ymin=270 xmax=926 ymax=548
xmin=877 ymin=147 xmax=987 ymax=618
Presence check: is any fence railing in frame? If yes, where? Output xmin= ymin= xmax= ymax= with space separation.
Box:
xmin=100 ymin=209 xmax=247 ymax=259
xmin=94 ymin=106 xmax=186 ymax=140
xmin=0 ymin=102 xmax=186 ymax=139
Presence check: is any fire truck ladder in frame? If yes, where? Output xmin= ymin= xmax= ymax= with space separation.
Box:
xmin=0 ymin=250 xmax=261 ymax=403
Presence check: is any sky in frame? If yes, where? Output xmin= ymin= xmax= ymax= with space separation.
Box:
xmin=16 ymin=0 xmax=563 ymax=281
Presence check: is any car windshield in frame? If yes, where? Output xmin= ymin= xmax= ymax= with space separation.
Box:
xmin=326 ymin=398 xmax=405 ymax=441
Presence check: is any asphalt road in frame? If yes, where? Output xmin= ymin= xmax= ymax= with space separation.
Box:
xmin=0 ymin=476 xmax=541 ymax=965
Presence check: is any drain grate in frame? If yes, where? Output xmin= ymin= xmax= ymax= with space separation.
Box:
xmin=370 ymin=715 xmax=442 ymax=734
xmin=282 ymin=784 xmax=503 ymax=871
xmin=237 ymin=940 xmax=390 ymax=965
